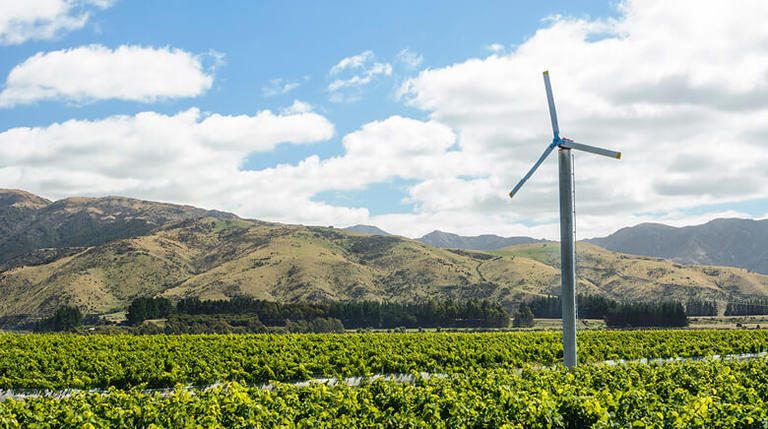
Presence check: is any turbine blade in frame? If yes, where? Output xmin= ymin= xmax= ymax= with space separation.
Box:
xmin=509 ymin=143 xmax=557 ymax=198
xmin=543 ymin=71 xmax=560 ymax=137
xmin=558 ymin=140 xmax=621 ymax=159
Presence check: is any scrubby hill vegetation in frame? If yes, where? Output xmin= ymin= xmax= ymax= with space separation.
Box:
xmin=2 ymin=190 xmax=768 ymax=328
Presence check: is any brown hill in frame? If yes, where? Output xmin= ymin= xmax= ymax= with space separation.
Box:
xmin=3 ymin=190 xmax=768 ymax=325
xmin=0 ymin=218 xmax=559 ymax=321
xmin=0 ymin=190 xmax=237 ymax=268
xmin=498 ymin=242 xmax=768 ymax=305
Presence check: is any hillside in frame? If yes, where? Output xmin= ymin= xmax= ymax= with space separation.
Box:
xmin=0 ymin=217 xmax=561 ymax=323
xmin=417 ymin=230 xmax=543 ymax=250
xmin=497 ymin=242 xmax=768 ymax=304
xmin=0 ymin=190 xmax=238 ymax=268
xmin=587 ymin=218 xmax=768 ymax=274
xmin=4 ymin=190 xmax=768 ymax=325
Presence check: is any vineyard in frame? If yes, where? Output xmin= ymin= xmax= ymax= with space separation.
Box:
xmin=2 ymin=330 xmax=768 ymax=427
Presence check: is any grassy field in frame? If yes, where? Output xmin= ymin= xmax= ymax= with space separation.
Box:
xmin=532 ymin=318 xmax=607 ymax=330
xmin=688 ymin=315 xmax=768 ymax=330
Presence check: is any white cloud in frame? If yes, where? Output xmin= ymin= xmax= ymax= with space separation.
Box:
xmin=330 ymin=50 xmax=374 ymax=74
xmin=328 ymin=50 xmax=392 ymax=102
xmin=328 ymin=63 xmax=392 ymax=92
xmin=0 ymin=108 xmax=334 ymax=206
xmin=280 ymin=100 xmax=313 ymax=115
xmin=3 ymin=0 xmax=766 ymax=241
xmin=486 ymin=44 xmax=505 ymax=53
xmin=262 ymin=78 xmax=300 ymax=97
xmin=396 ymin=48 xmax=423 ymax=68
xmin=0 ymin=0 xmax=113 ymax=45
xmin=0 ymin=45 xmax=215 ymax=107
xmin=390 ymin=0 xmax=768 ymax=238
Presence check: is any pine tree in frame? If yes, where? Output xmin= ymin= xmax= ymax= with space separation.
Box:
xmin=513 ymin=305 xmax=535 ymax=328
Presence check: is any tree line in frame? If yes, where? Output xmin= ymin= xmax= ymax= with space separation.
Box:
xmin=725 ymin=298 xmax=768 ymax=316
xmin=527 ymin=294 xmax=617 ymax=319
xmin=127 ymin=296 xmax=510 ymax=330
xmin=604 ymin=302 xmax=688 ymax=328
xmin=526 ymin=294 xmax=697 ymax=328
xmin=327 ymin=299 xmax=509 ymax=329
xmin=686 ymin=299 xmax=718 ymax=316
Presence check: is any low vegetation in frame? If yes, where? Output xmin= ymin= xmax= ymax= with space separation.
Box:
xmin=3 ymin=360 xmax=768 ymax=427
xmin=1 ymin=330 xmax=766 ymax=390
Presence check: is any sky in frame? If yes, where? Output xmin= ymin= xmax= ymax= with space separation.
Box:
xmin=1 ymin=0 xmax=767 ymax=240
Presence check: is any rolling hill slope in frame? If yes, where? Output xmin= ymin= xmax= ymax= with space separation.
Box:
xmin=498 ymin=242 xmax=768 ymax=304
xmin=0 ymin=217 xmax=562 ymax=322
xmin=0 ymin=189 xmax=237 ymax=268
xmin=3 ymin=190 xmax=768 ymax=325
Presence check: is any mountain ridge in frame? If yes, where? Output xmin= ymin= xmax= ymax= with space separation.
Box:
xmin=342 ymin=224 xmax=391 ymax=236
xmin=587 ymin=218 xmax=768 ymax=274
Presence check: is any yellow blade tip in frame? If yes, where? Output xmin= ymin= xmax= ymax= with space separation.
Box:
xmin=508 ymin=191 xmax=515 ymax=199
xmin=616 ymin=152 xmax=622 ymax=159
xmin=543 ymin=70 xmax=549 ymax=75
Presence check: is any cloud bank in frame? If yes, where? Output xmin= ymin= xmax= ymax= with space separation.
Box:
xmin=0 ymin=45 xmax=216 ymax=107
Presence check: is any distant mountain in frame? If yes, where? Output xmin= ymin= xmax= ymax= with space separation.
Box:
xmin=343 ymin=224 xmax=391 ymax=235
xmin=588 ymin=218 xmax=768 ymax=274
xmin=417 ymin=230 xmax=543 ymax=250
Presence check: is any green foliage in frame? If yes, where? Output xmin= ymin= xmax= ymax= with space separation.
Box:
xmin=687 ymin=298 xmax=718 ymax=316
xmin=177 ymin=297 xmax=510 ymax=329
xmin=605 ymin=301 xmax=688 ymax=328
xmin=725 ymin=298 xmax=768 ymax=316
xmin=513 ymin=304 xmax=534 ymax=328
xmin=4 ymin=360 xmax=768 ymax=426
xmin=1 ymin=330 xmax=767 ymax=390
xmin=528 ymin=294 xmax=618 ymax=319
xmin=34 ymin=306 xmax=83 ymax=332
xmin=126 ymin=297 xmax=174 ymax=325
xmin=163 ymin=313 xmax=267 ymax=334
xmin=328 ymin=299 xmax=510 ymax=329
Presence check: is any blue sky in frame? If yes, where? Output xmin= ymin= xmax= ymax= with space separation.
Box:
xmin=1 ymin=0 xmax=767 ymax=239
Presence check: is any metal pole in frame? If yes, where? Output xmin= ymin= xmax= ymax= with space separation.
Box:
xmin=558 ymin=147 xmax=577 ymax=368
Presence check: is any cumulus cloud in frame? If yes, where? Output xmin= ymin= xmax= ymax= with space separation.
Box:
xmin=390 ymin=0 xmax=768 ymax=238
xmin=280 ymin=100 xmax=313 ymax=115
xmin=3 ymin=0 xmax=766 ymax=240
xmin=0 ymin=45 xmax=216 ymax=107
xmin=328 ymin=50 xmax=392 ymax=102
xmin=0 ymin=108 xmax=334 ymax=208
xmin=0 ymin=0 xmax=113 ymax=45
